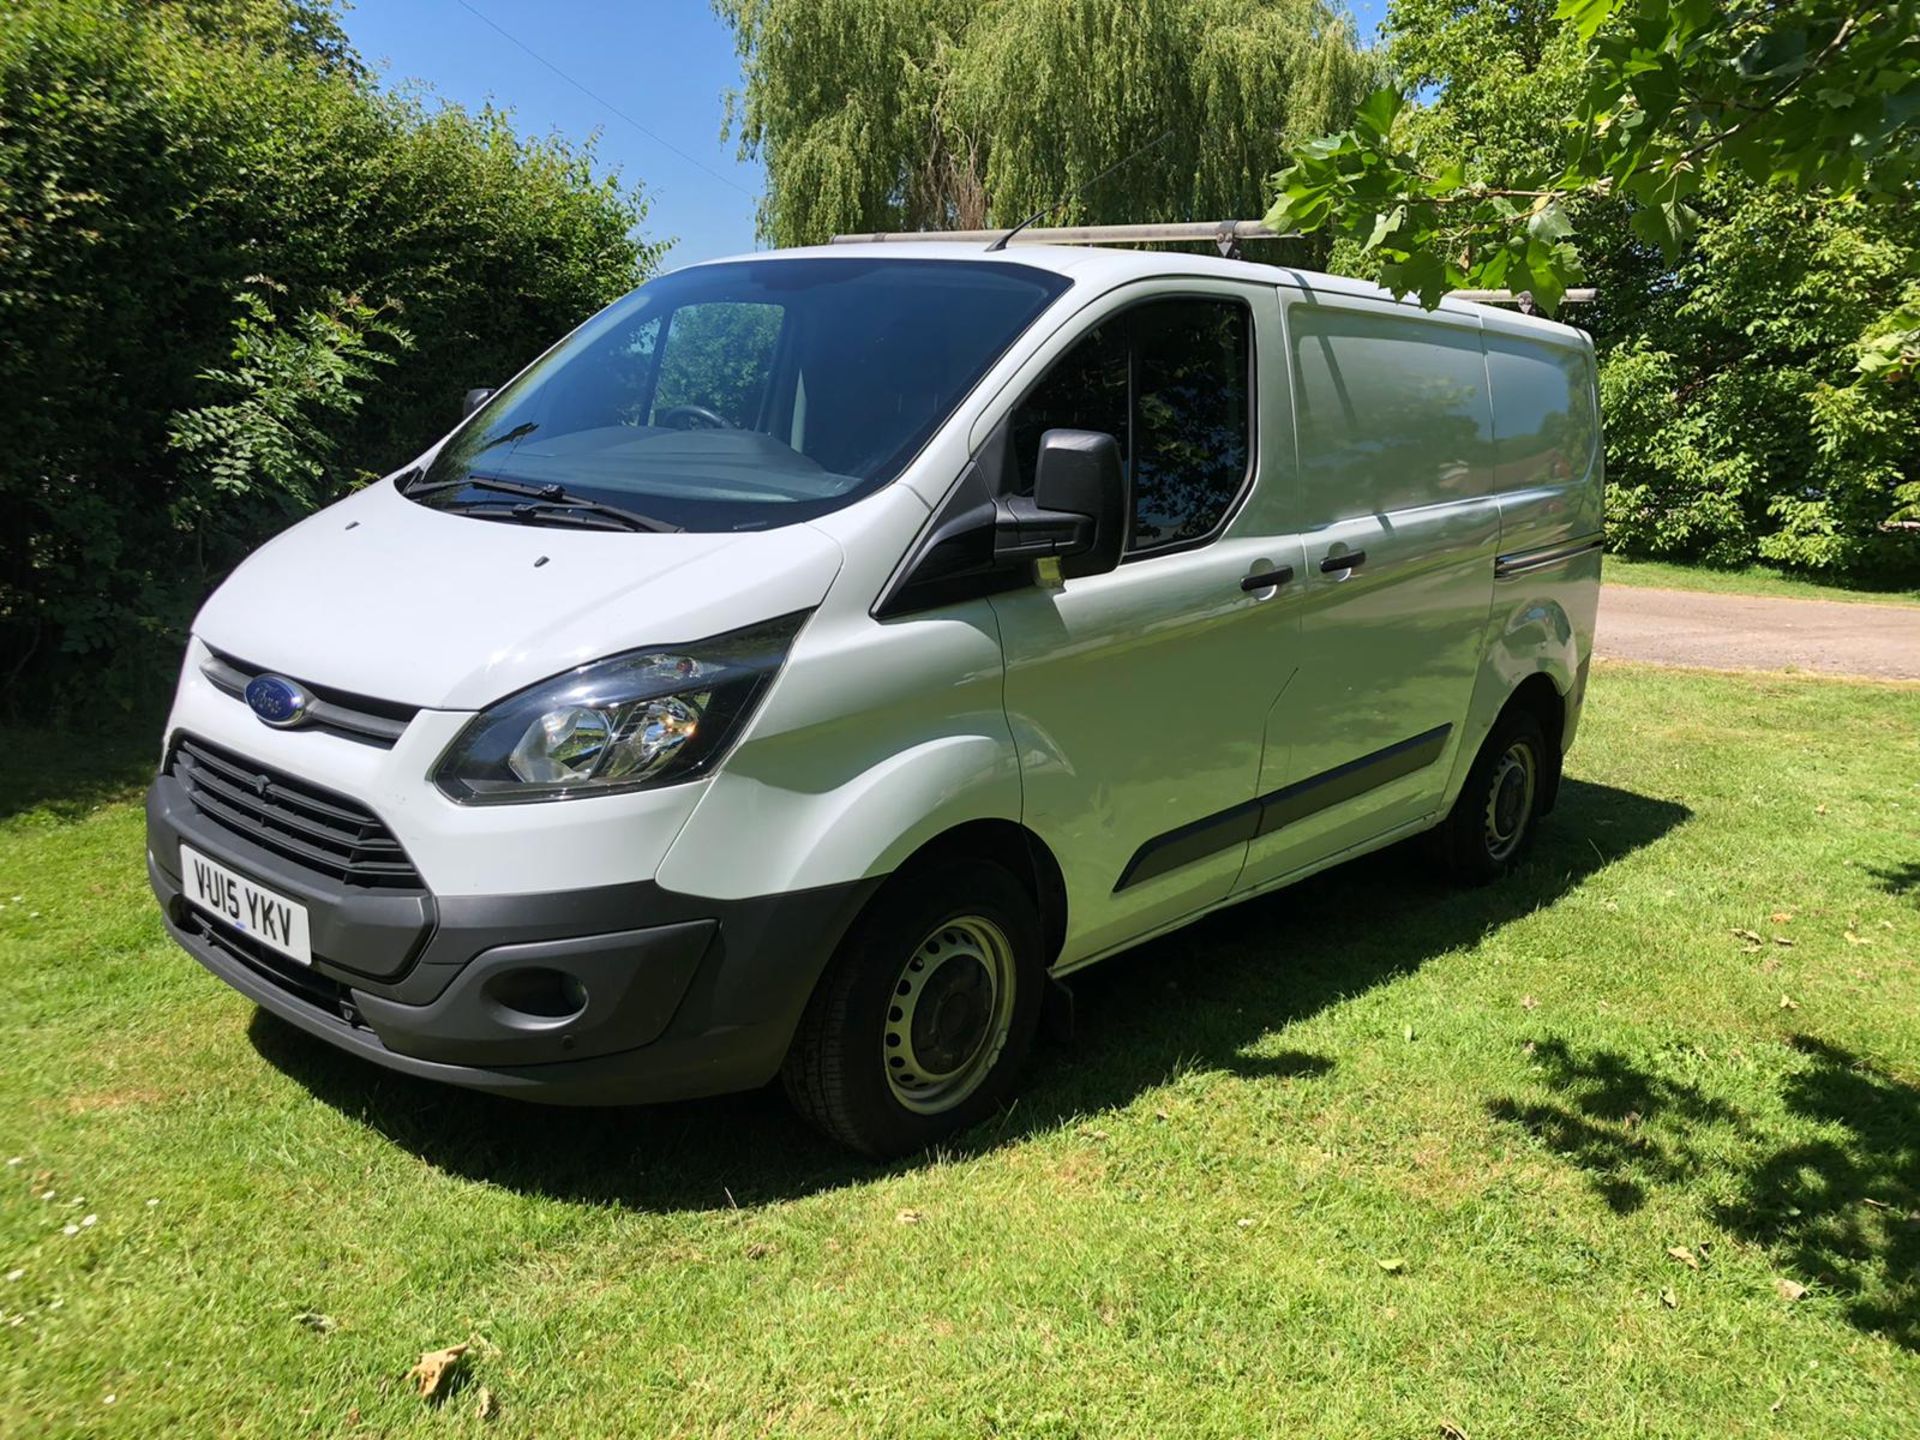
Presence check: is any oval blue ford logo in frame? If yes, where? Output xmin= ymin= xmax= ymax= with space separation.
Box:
xmin=244 ymin=674 xmax=312 ymax=729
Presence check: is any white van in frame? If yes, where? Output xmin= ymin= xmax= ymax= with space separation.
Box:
xmin=146 ymin=242 xmax=1603 ymax=1156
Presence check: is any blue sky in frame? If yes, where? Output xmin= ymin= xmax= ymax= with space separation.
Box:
xmin=344 ymin=1 xmax=1389 ymax=269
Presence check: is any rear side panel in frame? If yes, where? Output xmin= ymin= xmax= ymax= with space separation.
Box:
xmin=1447 ymin=313 xmax=1604 ymax=797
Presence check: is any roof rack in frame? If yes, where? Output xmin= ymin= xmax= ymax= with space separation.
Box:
xmin=1453 ymin=287 xmax=1597 ymax=307
xmin=827 ymin=220 xmax=1598 ymax=310
xmin=829 ymin=220 xmax=1295 ymax=255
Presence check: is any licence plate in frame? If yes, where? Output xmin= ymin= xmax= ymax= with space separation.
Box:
xmin=179 ymin=844 xmax=313 ymax=966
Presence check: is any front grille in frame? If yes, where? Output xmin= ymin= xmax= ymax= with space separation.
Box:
xmin=201 ymin=649 xmax=418 ymax=748
xmin=169 ymin=736 xmax=423 ymax=890
xmin=182 ymin=907 xmax=365 ymax=1026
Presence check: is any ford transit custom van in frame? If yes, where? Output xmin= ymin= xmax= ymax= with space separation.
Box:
xmin=146 ymin=244 xmax=1604 ymax=1156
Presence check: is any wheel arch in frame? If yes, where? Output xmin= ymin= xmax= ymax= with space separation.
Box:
xmin=1444 ymin=580 xmax=1589 ymax=818
xmin=885 ymin=818 xmax=1070 ymax=968
xmin=1503 ymin=671 xmax=1567 ymax=813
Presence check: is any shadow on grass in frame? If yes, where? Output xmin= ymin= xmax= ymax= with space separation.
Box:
xmin=1488 ymin=1038 xmax=1743 ymax=1215
xmin=1490 ymin=1034 xmax=1920 ymax=1350
xmin=0 ymin=724 xmax=161 ymax=822
xmin=249 ymin=777 xmax=1689 ymax=1212
xmin=1868 ymin=860 xmax=1920 ymax=900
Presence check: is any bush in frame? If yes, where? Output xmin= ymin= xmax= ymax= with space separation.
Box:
xmin=0 ymin=0 xmax=664 ymax=711
xmin=167 ymin=285 xmax=413 ymax=534
xmin=1595 ymin=185 xmax=1920 ymax=581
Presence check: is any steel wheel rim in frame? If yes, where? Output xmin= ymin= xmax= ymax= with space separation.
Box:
xmin=1483 ymin=740 xmax=1538 ymax=862
xmin=883 ymin=915 xmax=1016 ymax=1115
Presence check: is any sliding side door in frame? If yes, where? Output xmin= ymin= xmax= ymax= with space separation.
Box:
xmin=1234 ymin=290 xmax=1498 ymax=894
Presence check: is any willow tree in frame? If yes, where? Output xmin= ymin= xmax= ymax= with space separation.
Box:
xmin=716 ymin=0 xmax=1378 ymax=250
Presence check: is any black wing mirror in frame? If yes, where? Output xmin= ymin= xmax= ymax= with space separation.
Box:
xmin=461 ymin=387 xmax=495 ymax=419
xmin=993 ymin=428 xmax=1129 ymax=579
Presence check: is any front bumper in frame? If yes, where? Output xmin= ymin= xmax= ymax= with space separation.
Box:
xmin=147 ymin=775 xmax=878 ymax=1105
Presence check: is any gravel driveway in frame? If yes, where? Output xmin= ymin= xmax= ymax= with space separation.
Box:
xmin=1596 ymin=585 xmax=1920 ymax=681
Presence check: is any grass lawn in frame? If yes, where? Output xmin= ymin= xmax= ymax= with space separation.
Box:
xmin=3 ymin=662 xmax=1918 ymax=1437
xmin=1604 ymin=555 xmax=1920 ymax=608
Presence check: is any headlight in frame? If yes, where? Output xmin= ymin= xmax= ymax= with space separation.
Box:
xmin=433 ymin=612 xmax=808 ymax=804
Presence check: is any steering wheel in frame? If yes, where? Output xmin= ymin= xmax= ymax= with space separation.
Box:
xmin=656 ymin=403 xmax=735 ymax=431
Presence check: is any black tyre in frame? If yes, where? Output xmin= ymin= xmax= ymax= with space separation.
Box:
xmin=782 ymin=857 xmax=1045 ymax=1158
xmin=1430 ymin=707 xmax=1550 ymax=885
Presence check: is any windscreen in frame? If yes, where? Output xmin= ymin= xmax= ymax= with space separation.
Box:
xmin=407 ymin=258 xmax=1071 ymax=532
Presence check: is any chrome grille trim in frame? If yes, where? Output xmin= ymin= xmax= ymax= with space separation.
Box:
xmin=200 ymin=650 xmax=416 ymax=747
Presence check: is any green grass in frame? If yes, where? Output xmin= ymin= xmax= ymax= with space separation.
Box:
xmin=1604 ymin=554 xmax=1920 ymax=607
xmin=4 ymin=663 xmax=1919 ymax=1436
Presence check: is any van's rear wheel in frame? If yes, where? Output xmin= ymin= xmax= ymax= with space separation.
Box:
xmin=783 ymin=859 xmax=1043 ymax=1158
xmin=1431 ymin=708 xmax=1549 ymax=885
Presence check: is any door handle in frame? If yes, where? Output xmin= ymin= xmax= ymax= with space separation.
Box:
xmin=1240 ymin=566 xmax=1294 ymax=592
xmin=1319 ymin=550 xmax=1367 ymax=573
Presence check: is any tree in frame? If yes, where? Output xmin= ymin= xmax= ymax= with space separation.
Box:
xmin=1287 ymin=0 xmax=1919 ymax=580
xmin=132 ymin=0 xmax=364 ymax=76
xmin=1 ymin=0 xmax=665 ymax=708
xmin=1599 ymin=184 xmax=1920 ymax=573
xmin=1266 ymin=0 xmax=1919 ymax=355
xmin=717 ymin=0 xmax=1378 ymax=252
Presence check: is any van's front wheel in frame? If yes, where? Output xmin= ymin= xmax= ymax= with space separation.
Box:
xmin=783 ymin=859 xmax=1043 ymax=1158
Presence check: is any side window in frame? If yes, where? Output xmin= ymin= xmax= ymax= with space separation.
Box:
xmin=1484 ymin=333 xmax=1598 ymax=492
xmin=1010 ymin=321 xmax=1128 ymax=495
xmin=1130 ymin=298 xmax=1250 ymax=550
xmin=650 ymin=302 xmax=785 ymax=428
xmin=1009 ymin=296 xmax=1252 ymax=555
xmin=1290 ymin=307 xmax=1491 ymax=519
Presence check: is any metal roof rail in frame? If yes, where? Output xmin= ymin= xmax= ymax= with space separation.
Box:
xmin=1451 ymin=287 xmax=1598 ymax=312
xmin=826 ymin=221 xmax=1599 ymax=309
xmin=829 ymin=220 xmax=1297 ymax=256
xmin=1443 ymin=288 xmax=1597 ymax=307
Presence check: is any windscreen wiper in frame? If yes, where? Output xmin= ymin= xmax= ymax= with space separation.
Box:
xmin=406 ymin=473 xmax=682 ymax=533
xmin=445 ymin=501 xmax=652 ymax=533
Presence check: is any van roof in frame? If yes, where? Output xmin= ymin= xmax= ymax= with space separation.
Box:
xmin=684 ymin=241 xmax=1589 ymax=344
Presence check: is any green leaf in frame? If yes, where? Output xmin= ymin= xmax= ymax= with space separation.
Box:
xmin=1666 ymin=200 xmax=1699 ymax=253
xmin=1527 ymin=200 xmax=1574 ymax=243
xmin=1354 ymin=87 xmax=1403 ymax=140
xmin=1425 ymin=157 xmax=1466 ymax=196
xmin=1668 ymin=0 xmax=1719 ymax=46
xmin=1365 ymin=205 xmax=1408 ymax=253
xmin=1737 ymin=27 xmax=1810 ymax=81
xmin=1628 ymin=199 xmax=1696 ymax=263
xmin=1626 ymin=57 xmax=1680 ymax=121
xmin=1629 ymin=203 xmax=1675 ymax=257
xmin=1379 ymin=247 xmax=1449 ymax=309
xmin=1554 ymin=0 xmax=1617 ymax=44
xmin=1477 ymin=247 xmax=1512 ymax=291
xmin=1525 ymin=249 xmax=1569 ymax=314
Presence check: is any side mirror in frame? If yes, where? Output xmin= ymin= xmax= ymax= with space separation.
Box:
xmin=993 ymin=428 xmax=1129 ymax=579
xmin=461 ymin=387 xmax=495 ymax=419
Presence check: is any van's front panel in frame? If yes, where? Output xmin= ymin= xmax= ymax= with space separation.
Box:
xmin=144 ymin=253 xmax=1087 ymax=1106
xmin=143 ymin=631 xmax=882 ymax=1103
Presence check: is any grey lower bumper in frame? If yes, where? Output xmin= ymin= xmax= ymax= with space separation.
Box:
xmin=147 ymin=777 xmax=879 ymax=1105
